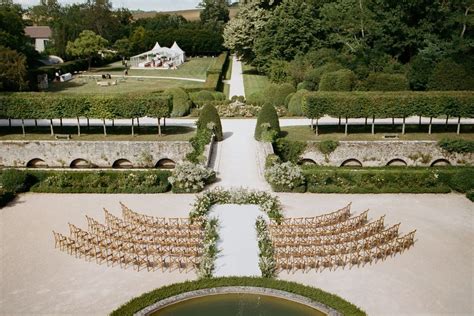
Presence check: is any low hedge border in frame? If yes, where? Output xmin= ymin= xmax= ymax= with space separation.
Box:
xmin=110 ymin=277 xmax=366 ymax=316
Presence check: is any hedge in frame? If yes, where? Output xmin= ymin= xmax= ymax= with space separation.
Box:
xmin=196 ymin=104 xmax=223 ymax=141
xmin=302 ymin=92 xmax=474 ymax=133
xmin=428 ymin=59 xmax=474 ymax=91
xmin=288 ymin=89 xmax=310 ymax=116
xmin=363 ymin=73 xmax=409 ymax=91
xmin=110 ymin=277 xmax=365 ymax=316
xmin=0 ymin=189 xmax=15 ymax=208
xmin=302 ymin=167 xmax=474 ymax=194
xmin=262 ymin=83 xmax=296 ymax=107
xmin=36 ymin=59 xmax=89 ymax=78
xmin=438 ymin=139 xmax=474 ymax=154
xmin=203 ymin=51 xmax=229 ymax=91
xmin=27 ymin=170 xmax=171 ymax=193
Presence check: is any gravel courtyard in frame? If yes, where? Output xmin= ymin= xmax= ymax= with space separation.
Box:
xmin=1 ymin=192 xmax=472 ymax=315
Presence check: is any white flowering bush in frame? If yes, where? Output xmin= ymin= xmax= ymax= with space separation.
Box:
xmin=198 ymin=217 xmax=220 ymax=279
xmin=265 ymin=161 xmax=305 ymax=192
xmin=169 ymin=162 xmax=216 ymax=193
xmin=256 ymin=216 xmax=276 ymax=278
xmin=189 ymin=187 xmax=283 ymax=222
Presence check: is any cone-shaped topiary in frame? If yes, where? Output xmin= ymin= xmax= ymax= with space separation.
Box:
xmin=255 ymin=103 xmax=280 ymax=141
xmin=197 ymin=104 xmax=223 ymax=141
xmin=164 ymin=87 xmax=192 ymax=117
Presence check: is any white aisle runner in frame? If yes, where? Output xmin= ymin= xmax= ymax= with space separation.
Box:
xmin=211 ymin=204 xmax=266 ymax=277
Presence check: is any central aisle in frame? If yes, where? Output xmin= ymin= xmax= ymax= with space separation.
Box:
xmin=211 ymin=119 xmax=271 ymax=190
xmin=211 ymin=205 xmax=264 ymax=277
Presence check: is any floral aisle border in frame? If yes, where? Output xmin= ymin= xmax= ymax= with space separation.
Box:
xmin=189 ymin=187 xmax=284 ymax=222
xmin=256 ymin=216 xmax=276 ymax=278
xmin=198 ymin=217 xmax=219 ymax=279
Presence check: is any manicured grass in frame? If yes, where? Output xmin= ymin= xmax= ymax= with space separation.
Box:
xmin=242 ymin=63 xmax=270 ymax=96
xmin=45 ymin=77 xmax=204 ymax=94
xmin=110 ymin=277 xmax=365 ymax=316
xmin=89 ymin=58 xmax=215 ymax=80
xmin=281 ymin=125 xmax=474 ymax=142
xmin=0 ymin=125 xmax=196 ymax=141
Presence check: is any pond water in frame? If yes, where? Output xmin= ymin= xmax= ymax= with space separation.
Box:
xmin=150 ymin=293 xmax=326 ymax=316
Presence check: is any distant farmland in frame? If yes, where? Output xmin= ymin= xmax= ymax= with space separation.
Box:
xmin=133 ymin=7 xmax=239 ymax=21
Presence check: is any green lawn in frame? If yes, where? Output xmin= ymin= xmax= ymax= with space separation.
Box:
xmin=0 ymin=125 xmax=195 ymax=141
xmin=281 ymin=125 xmax=474 ymax=142
xmin=46 ymin=77 xmax=204 ymax=94
xmin=242 ymin=63 xmax=270 ymax=96
xmin=88 ymin=58 xmax=215 ymax=80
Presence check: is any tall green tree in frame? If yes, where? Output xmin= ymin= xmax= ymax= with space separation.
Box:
xmin=199 ymin=0 xmax=230 ymax=24
xmin=66 ymin=30 xmax=108 ymax=70
xmin=0 ymin=46 xmax=28 ymax=91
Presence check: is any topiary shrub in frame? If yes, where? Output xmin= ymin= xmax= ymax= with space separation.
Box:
xmin=297 ymin=80 xmax=316 ymax=91
xmin=288 ymin=89 xmax=310 ymax=116
xmin=197 ymin=104 xmax=223 ymax=141
xmin=212 ymin=91 xmax=227 ymax=101
xmin=305 ymin=62 xmax=344 ymax=89
xmin=263 ymin=83 xmax=296 ymax=107
xmin=196 ymin=90 xmax=215 ymax=102
xmin=255 ymin=103 xmax=280 ymax=141
xmin=319 ymin=69 xmax=357 ymax=91
xmin=246 ymin=92 xmax=266 ymax=106
xmin=363 ymin=73 xmax=409 ymax=91
xmin=284 ymin=92 xmax=295 ymax=108
xmin=164 ymin=87 xmax=192 ymax=117
xmin=428 ymin=59 xmax=474 ymax=91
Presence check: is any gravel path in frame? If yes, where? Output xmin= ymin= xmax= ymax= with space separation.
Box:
xmin=228 ymin=55 xmax=246 ymax=99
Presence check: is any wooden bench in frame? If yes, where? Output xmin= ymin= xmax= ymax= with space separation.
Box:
xmin=382 ymin=134 xmax=399 ymax=139
xmin=55 ymin=134 xmax=71 ymax=140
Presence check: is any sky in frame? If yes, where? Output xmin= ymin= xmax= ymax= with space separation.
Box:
xmin=15 ymin=0 xmax=202 ymax=11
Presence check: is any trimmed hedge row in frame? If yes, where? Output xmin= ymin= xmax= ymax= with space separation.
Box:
xmin=303 ymin=91 xmax=474 ymax=120
xmin=302 ymin=167 xmax=474 ymax=194
xmin=0 ymin=93 xmax=172 ymax=120
xmin=203 ymin=51 xmax=229 ymax=91
xmin=110 ymin=277 xmax=366 ymax=316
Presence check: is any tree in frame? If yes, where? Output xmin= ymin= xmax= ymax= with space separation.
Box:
xmin=0 ymin=46 xmax=28 ymax=91
xmin=302 ymin=94 xmax=327 ymax=135
xmin=66 ymin=30 xmax=108 ymax=70
xmin=223 ymin=1 xmax=269 ymax=62
xmin=199 ymin=0 xmax=230 ymax=24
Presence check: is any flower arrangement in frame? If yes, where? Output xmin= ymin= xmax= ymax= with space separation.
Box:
xmin=198 ymin=217 xmax=220 ymax=279
xmin=189 ymin=187 xmax=284 ymax=222
xmin=256 ymin=216 xmax=276 ymax=278
xmin=168 ymin=162 xmax=216 ymax=193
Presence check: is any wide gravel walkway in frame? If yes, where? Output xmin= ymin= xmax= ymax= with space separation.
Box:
xmin=228 ymin=55 xmax=246 ymax=99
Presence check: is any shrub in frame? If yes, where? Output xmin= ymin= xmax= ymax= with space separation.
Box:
xmin=187 ymin=127 xmax=213 ymax=163
xmin=318 ymin=140 xmax=339 ymax=155
xmin=288 ymin=89 xmax=310 ymax=116
xmin=255 ymin=103 xmax=281 ymax=141
xmin=305 ymin=62 xmax=344 ymax=88
xmin=448 ymin=168 xmax=474 ymax=193
xmin=438 ymin=139 xmax=474 ymax=153
xmin=466 ymin=190 xmax=474 ymax=202
xmin=30 ymin=170 xmax=171 ymax=193
xmin=273 ymin=138 xmax=306 ymax=163
xmin=267 ymin=59 xmax=290 ymax=83
xmin=198 ymin=218 xmax=219 ymax=278
xmin=0 ymin=189 xmax=15 ymax=208
xmin=168 ymin=162 xmax=216 ymax=193
xmin=197 ymin=104 xmax=223 ymax=141
xmin=428 ymin=59 xmax=474 ymax=91
xmin=262 ymin=83 xmax=296 ymax=107
xmin=215 ymin=103 xmax=260 ymax=117
xmin=297 ymin=80 xmax=315 ymax=91
xmin=284 ymin=92 xmax=294 ymax=108
xmin=408 ymin=55 xmax=435 ymax=91
xmin=363 ymin=73 xmax=409 ymax=91
xmin=196 ymin=90 xmax=215 ymax=102
xmin=164 ymin=87 xmax=192 ymax=117
xmin=1 ymin=169 xmax=29 ymax=193
xmin=265 ymin=154 xmax=281 ymax=169
xmin=212 ymin=91 xmax=227 ymax=101
xmin=319 ymin=69 xmax=357 ymax=91
xmin=265 ymin=161 xmax=306 ymax=192
xmin=246 ymin=92 xmax=266 ymax=106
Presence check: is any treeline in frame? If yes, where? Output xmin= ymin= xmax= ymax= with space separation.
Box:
xmin=0 ymin=93 xmax=172 ymax=136
xmin=302 ymin=92 xmax=474 ymax=134
xmin=225 ymin=0 xmax=474 ymax=91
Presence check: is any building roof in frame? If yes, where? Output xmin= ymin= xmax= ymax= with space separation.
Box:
xmin=25 ymin=26 xmax=52 ymax=39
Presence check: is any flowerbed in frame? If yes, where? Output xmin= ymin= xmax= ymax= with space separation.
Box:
xmin=168 ymin=162 xmax=216 ymax=193
xmin=256 ymin=216 xmax=276 ymax=278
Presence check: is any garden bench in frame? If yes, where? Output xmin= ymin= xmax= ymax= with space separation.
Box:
xmin=55 ymin=134 xmax=71 ymax=140
xmin=382 ymin=134 xmax=399 ymax=139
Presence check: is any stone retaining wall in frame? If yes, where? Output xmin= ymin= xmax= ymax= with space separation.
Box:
xmin=302 ymin=141 xmax=473 ymax=167
xmin=0 ymin=141 xmax=194 ymax=168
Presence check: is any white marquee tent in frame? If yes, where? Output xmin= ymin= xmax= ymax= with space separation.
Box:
xmin=130 ymin=42 xmax=186 ymax=69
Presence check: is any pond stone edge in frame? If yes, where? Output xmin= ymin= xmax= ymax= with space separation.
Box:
xmin=134 ymin=286 xmax=342 ymax=316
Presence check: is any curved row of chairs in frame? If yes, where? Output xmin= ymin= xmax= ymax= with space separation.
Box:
xmin=53 ymin=205 xmax=205 ymax=272
xmin=270 ymin=204 xmax=416 ymax=273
